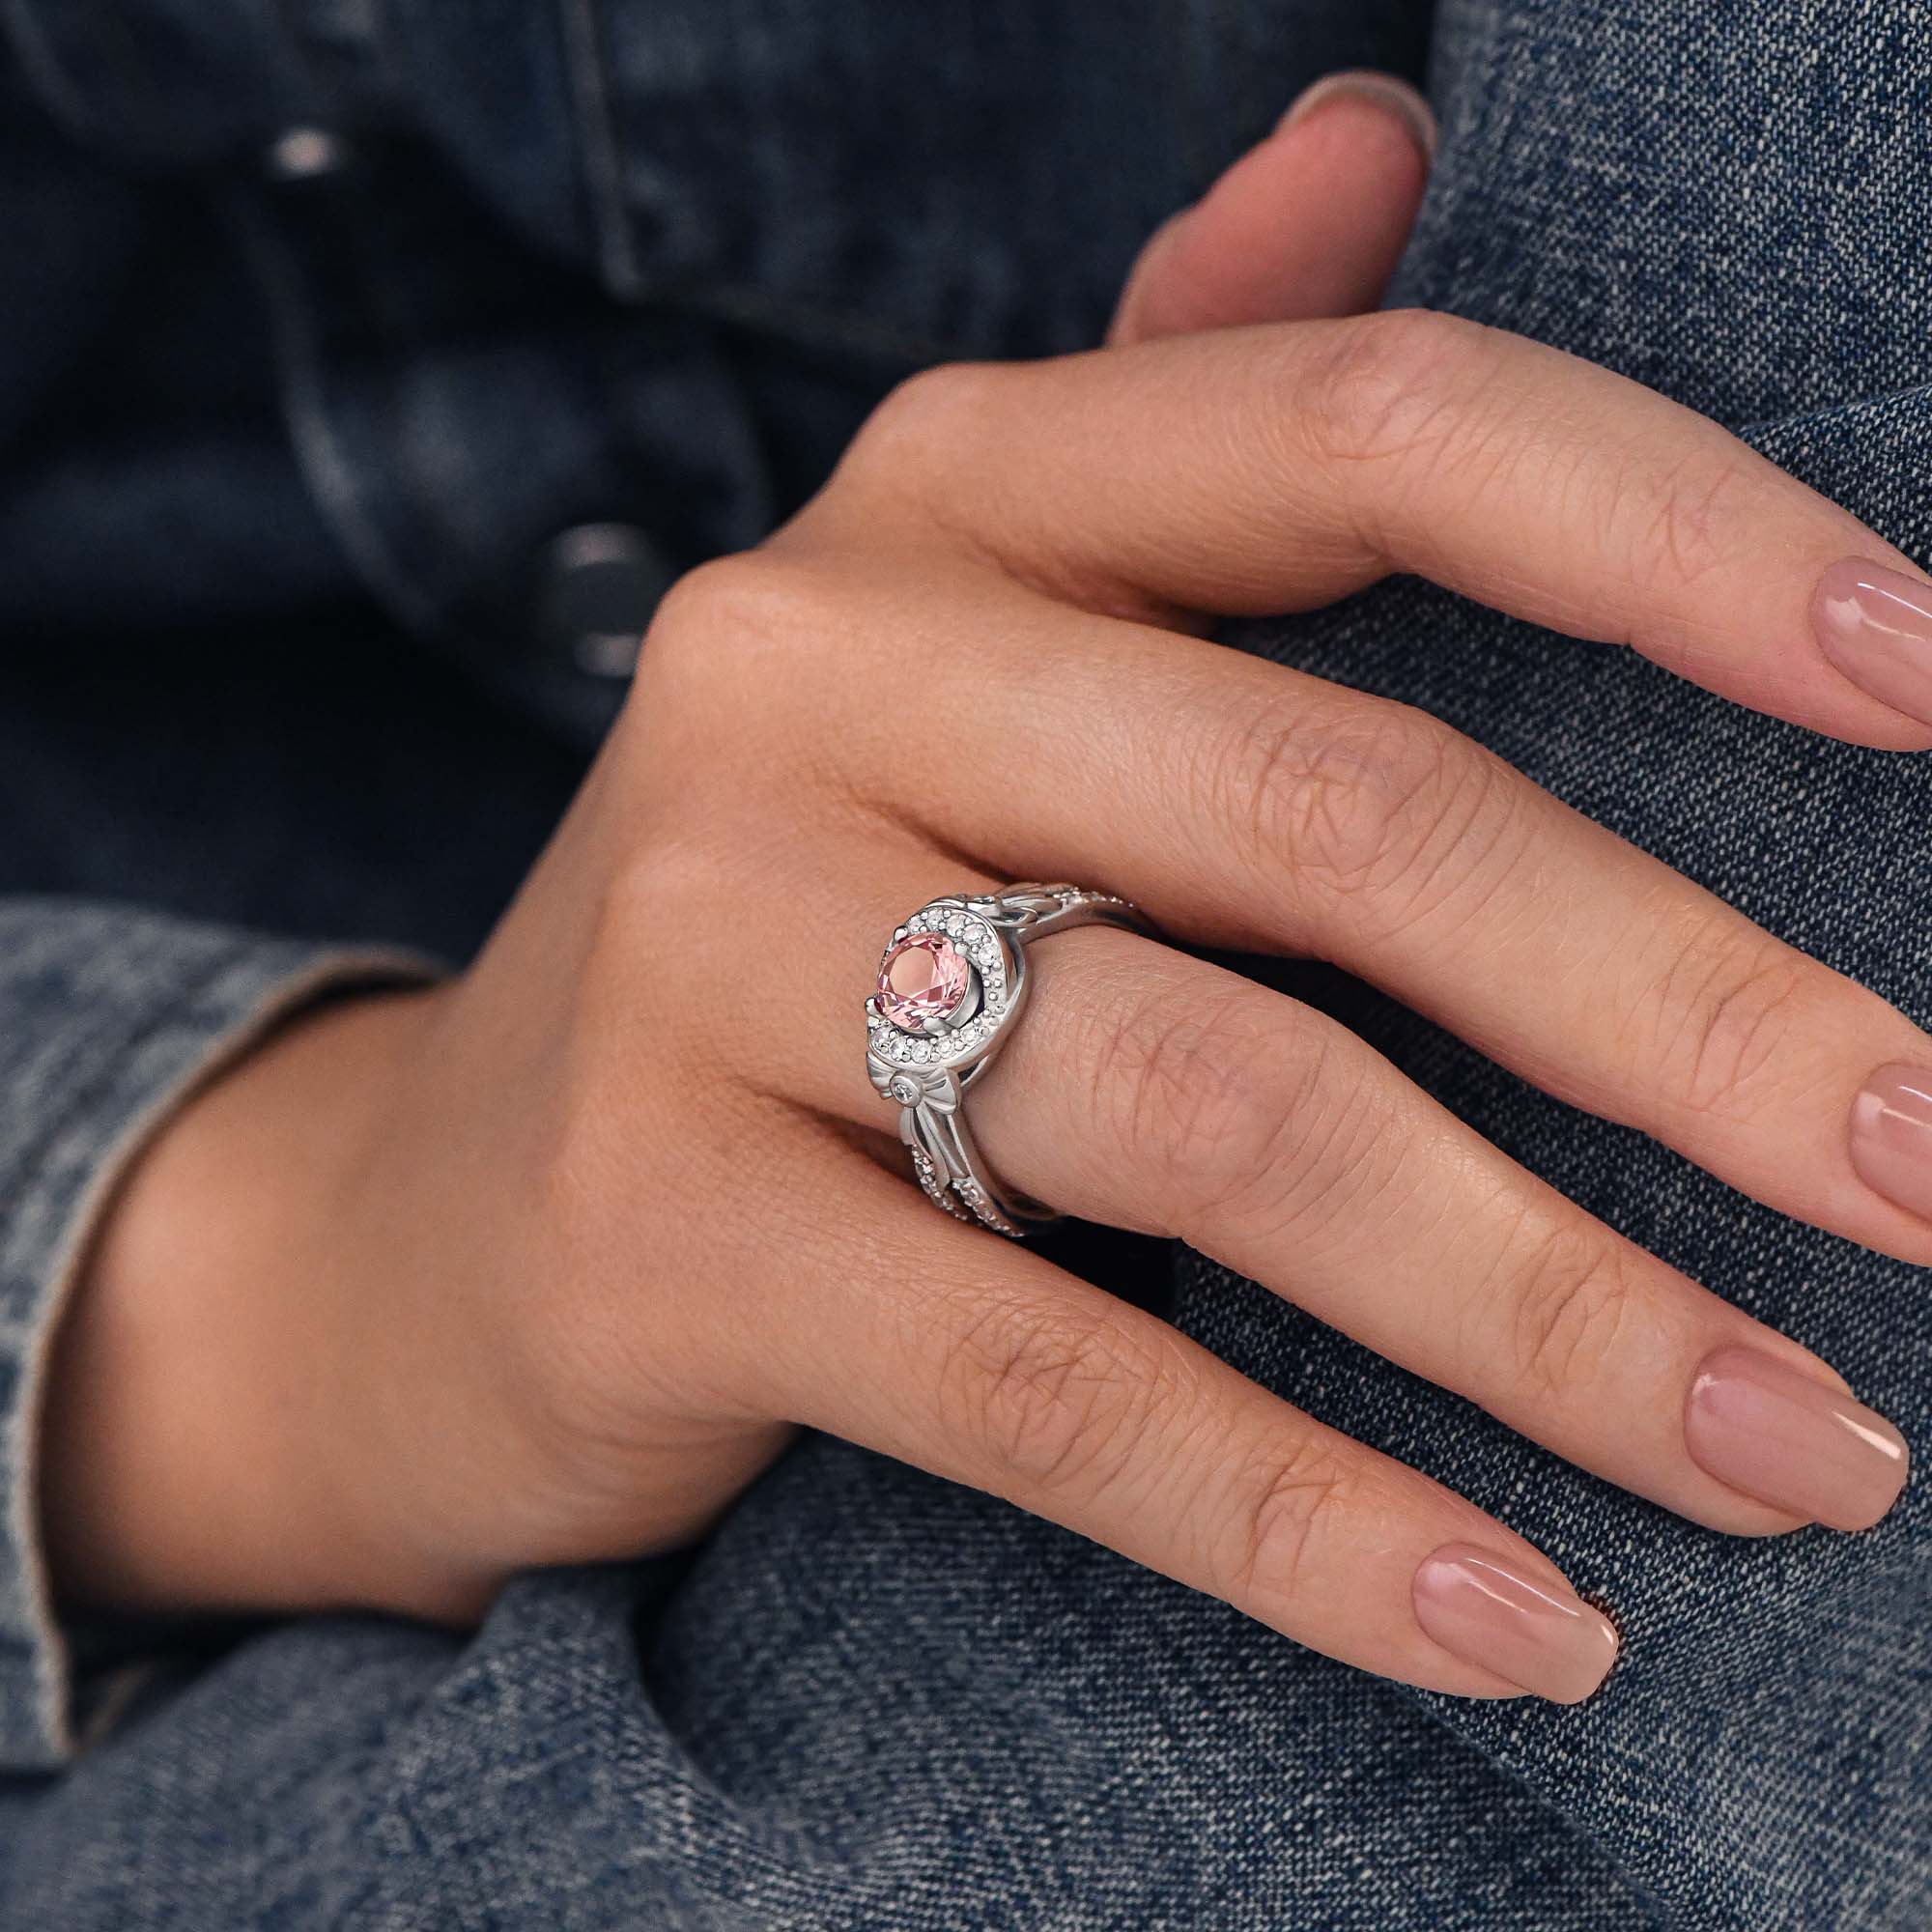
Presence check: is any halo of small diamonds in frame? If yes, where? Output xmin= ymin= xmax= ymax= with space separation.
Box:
xmin=867 ymin=884 xmax=1151 ymax=1240
xmin=867 ymin=901 xmax=1011 ymax=1068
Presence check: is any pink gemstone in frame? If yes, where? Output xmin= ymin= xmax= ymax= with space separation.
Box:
xmin=877 ymin=932 xmax=971 ymax=1031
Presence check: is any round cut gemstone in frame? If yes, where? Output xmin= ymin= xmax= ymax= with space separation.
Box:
xmin=878 ymin=932 xmax=971 ymax=1032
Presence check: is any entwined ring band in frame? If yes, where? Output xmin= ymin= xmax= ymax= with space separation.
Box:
xmin=866 ymin=884 xmax=1156 ymax=1236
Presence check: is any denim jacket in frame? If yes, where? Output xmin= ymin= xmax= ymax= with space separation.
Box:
xmin=0 ymin=2 xmax=1928 ymax=1926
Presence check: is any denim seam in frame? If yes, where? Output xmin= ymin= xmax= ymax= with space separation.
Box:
xmin=554 ymin=7 xmax=980 ymax=365
xmin=0 ymin=0 xmax=126 ymax=150
xmin=223 ymin=185 xmax=448 ymax=639
xmin=557 ymin=0 xmax=644 ymax=300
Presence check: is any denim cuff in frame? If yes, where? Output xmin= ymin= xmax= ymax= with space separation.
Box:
xmin=0 ymin=902 xmax=433 ymax=1770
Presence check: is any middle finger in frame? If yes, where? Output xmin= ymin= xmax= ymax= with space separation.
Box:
xmin=789 ymin=565 xmax=1932 ymax=1269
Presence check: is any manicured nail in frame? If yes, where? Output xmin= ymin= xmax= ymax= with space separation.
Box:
xmin=1814 ymin=559 xmax=1932 ymax=725
xmin=1852 ymin=1062 xmax=1932 ymax=1225
xmin=1412 ymin=1543 xmax=1617 ymax=1704
xmin=1685 ymin=1347 xmax=1908 ymax=1532
xmin=1278 ymin=71 xmax=1436 ymax=162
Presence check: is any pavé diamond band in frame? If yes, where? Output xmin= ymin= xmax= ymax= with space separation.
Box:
xmin=866 ymin=884 xmax=1156 ymax=1236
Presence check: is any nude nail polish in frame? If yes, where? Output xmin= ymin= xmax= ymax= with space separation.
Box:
xmin=1814 ymin=559 xmax=1932 ymax=724
xmin=1851 ymin=1062 xmax=1932 ymax=1226
xmin=1278 ymin=71 xmax=1437 ymax=161
xmin=1684 ymin=1347 xmax=1909 ymax=1532
xmin=1412 ymin=1544 xmax=1618 ymax=1704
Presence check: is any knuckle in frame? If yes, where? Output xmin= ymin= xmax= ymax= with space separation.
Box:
xmin=938 ymin=1291 xmax=1156 ymax=1502
xmin=1219 ymin=1439 xmax=1361 ymax=1605
xmin=1629 ymin=449 xmax=1757 ymax=597
xmin=1651 ymin=924 xmax=1812 ymax=1120
xmin=1098 ymin=983 xmax=1373 ymax=1242
xmin=1215 ymin=696 xmax=1498 ymax=924
xmin=578 ymin=841 xmax=739 ymax=1062
xmin=1504 ymin=1224 xmax=1636 ymax=1399
xmin=838 ymin=360 xmax=1013 ymax=499
xmin=642 ymin=552 xmax=842 ymax=694
xmin=1106 ymin=988 xmax=1304 ymax=1206
xmin=1302 ymin=308 xmax=1492 ymax=470
xmin=590 ymin=840 xmax=714 ymax=959
xmin=639 ymin=554 xmax=753 ymax=677
xmin=633 ymin=552 xmax=862 ymax=772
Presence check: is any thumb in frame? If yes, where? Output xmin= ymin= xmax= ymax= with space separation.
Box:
xmin=1109 ymin=71 xmax=1435 ymax=347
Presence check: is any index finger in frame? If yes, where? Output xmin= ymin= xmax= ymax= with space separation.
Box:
xmin=821 ymin=313 xmax=1932 ymax=749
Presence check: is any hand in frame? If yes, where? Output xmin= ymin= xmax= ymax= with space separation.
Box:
xmin=48 ymin=74 xmax=1922 ymax=1709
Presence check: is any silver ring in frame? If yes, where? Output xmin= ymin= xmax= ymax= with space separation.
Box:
xmin=866 ymin=884 xmax=1156 ymax=1236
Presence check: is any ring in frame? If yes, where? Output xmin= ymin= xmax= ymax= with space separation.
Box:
xmin=867 ymin=884 xmax=1156 ymax=1236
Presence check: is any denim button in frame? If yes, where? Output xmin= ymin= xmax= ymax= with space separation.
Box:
xmin=538 ymin=525 xmax=670 ymax=679
xmin=265 ymin=128 xmax=353 ymax=182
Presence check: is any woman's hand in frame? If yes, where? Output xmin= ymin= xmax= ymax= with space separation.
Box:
xmin=48 ymin=77 xmax=1924 ymax=1708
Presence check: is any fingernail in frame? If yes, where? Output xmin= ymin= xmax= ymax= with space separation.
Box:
xmin=1852 ymin=1062 xmax=1932 ymax=1225
xmin=1278 ymin=71 xmax=1437 ymax=162
xmin=1412 ymin=1543 xmax=1618 ymax=1704
xmin=1814 ymin=559 xmax=1932 ymax=725
xmin=1685 ymin=1347 xmax=1909 ymax=1532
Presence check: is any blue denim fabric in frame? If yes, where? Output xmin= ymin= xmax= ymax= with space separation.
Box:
xmin=0 ymin=911 xmax=428 ymax=1764
xmin=0 ymin=0 xmax=1926 ymax=1926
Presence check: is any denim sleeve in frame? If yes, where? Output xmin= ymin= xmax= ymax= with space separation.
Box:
xmin=0 ymin=901 xmax=431 ymax=1774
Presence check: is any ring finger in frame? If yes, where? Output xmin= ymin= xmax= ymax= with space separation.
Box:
xmin=748 ymin=849 xmax=1907 ymax=1543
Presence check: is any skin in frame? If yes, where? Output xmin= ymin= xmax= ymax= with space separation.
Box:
xmin=41 ymin=77 xmax=1928 ymax=1703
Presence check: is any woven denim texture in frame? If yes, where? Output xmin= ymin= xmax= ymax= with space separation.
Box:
xmin=0 ymin=0 xmax=1926 ymax=1925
